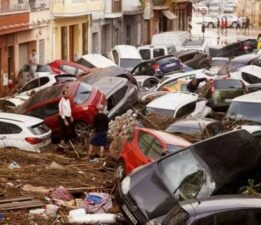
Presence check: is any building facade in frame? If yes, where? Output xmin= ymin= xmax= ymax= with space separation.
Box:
xmin=0 ymin=0 xmax=51 ymax=95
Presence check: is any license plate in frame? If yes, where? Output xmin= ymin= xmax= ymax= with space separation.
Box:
xmin=165 ymin=63 xmax=176 ymax=68
xmin=122 ymin=204 xmax=138 ymax=225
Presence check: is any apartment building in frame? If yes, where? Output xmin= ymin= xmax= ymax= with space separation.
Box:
xmin=0 ymin=0 xmax=51 ymax=95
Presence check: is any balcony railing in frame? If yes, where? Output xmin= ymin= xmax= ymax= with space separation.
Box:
xmin=152 ymin=0 xmax=166 ymax=5
xmin=0 ymin=0 xmax=50 ymax=14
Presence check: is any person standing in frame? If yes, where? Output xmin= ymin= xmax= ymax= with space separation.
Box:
xmin=236 ymin=17 xmax=240 ymax=33
xmin=58 ymin=89 xmax=73 ymax=148
xmin=88 ymin=105 xmax=109 ymax=159
xmin=220 ymin=18 xmax=224 ymax=35
xmin=29 ymin=49 xmax=38 ymax=80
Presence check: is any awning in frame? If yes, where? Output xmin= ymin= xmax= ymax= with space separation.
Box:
xmin=162 ymin=10 xmax=178 ymax=20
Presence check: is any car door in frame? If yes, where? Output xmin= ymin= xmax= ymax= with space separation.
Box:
xmin=29 ymin=102 xmax=59 ymax=133
xmin=0 ymin=121 xmax=8 ymax=148
xmin=0 ymin=122 xmax=23 ymax=149
xmin=191 ymin=209 xmax=253 ymax=225
xmin=127 ymin=130 xmax=157 ymax=170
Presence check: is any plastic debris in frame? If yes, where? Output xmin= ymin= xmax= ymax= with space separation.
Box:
xmin=45 ymin=204 xmax=59 ymax=217
xmin=51 ymin=186 xmax=73 ymax=201
xmin=8 ymin=162 xmax=20 ymax=169
xmin=29 ymin=208 xmax=45 ymax=215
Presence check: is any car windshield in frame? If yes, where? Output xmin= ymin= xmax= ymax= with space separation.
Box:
xmin=146 ymin=107 xmax=175 ymax=116
xmin=120 ymin=59 xmax=142 ymax=69
xmin=227 ymin=102 xmax=261 ymax=123
xmin=228 ymin=62 xmax=245 ymax=73
xmin=28 ymin=123 xmax=50 ymax=135
xmin=74 ymin=82 xmax=92 ymax=105
xmin=214 ymin=80 xmax=242 ymax=89
xmin=159 ymin=150 xmax=208 ymax=200
xmin=36 ymin=65 xmax=52 ymax=73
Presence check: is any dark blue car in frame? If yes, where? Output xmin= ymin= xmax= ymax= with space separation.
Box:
xmin=131 ymin=55 xmax=183 ymax=79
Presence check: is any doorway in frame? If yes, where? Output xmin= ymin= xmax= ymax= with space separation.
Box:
xmin=7 ymin=46 xmax=14 ymax=81
xmin=69 ymin=25 xmax=75 ymax=61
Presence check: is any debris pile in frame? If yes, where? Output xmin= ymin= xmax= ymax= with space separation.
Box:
xmin=108 ymin=110 xmax=143 ymax=157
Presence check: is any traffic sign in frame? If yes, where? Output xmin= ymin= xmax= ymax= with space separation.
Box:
xmin=201 ymin=8 xmax=208 ymax=16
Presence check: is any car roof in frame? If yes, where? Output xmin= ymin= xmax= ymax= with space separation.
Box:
xmin=139 ymin=128 xmax=191 ymax=146
xmin=180 ymin=195 xmax=261 ymax=217
xmin=92 ymin=77 xmax=127 ymax=97
xmin=81 ymin=54 xmax=116 ymax=68
xmin=113 ymin=45 xmax=141 ymax=59
xmin=231 ymin=53 xmax=258 ymax=63
xmin=168 ymin=118 xmax=220 ymax=129
xmin=0 ymin=112 xmax=43 ymax=126
xmin=231 ymin=90 xmax=261 ymax=103
xmin=146 ymin=92 xmax=198 ymax=111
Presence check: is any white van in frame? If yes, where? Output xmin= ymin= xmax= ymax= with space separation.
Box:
xmin=151 ymin=31 xmax=209 ymax=54
xmin=137 ymin=45 xmax=168 ymax=60
xmin=109 ymin=45 xmax=142 ymax=71
xmin=151 ymin=31 xmax=189 ymax=52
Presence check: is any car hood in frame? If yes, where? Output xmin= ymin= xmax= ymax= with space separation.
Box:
xmin=127 ymin=163 xmax=177 ymax=220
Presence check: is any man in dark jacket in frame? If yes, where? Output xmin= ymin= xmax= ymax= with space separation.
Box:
xmin=187 ymin=77 xmax=207 ymax=93
xmin=87 ymin=105 xmax=109 ymax=159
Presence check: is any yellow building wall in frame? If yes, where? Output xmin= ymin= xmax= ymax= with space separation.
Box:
xmin=52 ymin=15 xmax=90 ymax=61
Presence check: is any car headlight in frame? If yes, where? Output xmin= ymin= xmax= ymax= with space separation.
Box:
xmin=121 ymin=176 xmax=131 ymax=195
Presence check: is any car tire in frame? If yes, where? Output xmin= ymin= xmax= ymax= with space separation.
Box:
xmin=200 ymin=61 xmax=210 ymax=69
xmin=232 ymin=22 xmax=237 ymax=28
xmin=73 ymin=121 xmax=90 ymax=137
xmin=115 ymin=160 xmax=126 ymax=181
xmin=207 ymin=22 xmax=215 ymax=28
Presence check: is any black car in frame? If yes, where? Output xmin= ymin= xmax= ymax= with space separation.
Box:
xmin=174 ymin=50 xmax=211 ymax=69
xmin=117 ymin=129 xmax=261 ymax=225
xmin=131 ymin=55 xmax=182 ymax=79
xmin=162 ymin=195 xmax=261 ymax=225
xmin=166 ymin=118 xmax=223 ymax=142
xmin=209 ymin=39 xmax=257 ymax=58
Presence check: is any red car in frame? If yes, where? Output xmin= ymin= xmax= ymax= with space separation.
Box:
xmin=116 ymin=127 xmax=191 ymax=179
xmin=14 ymin=81 xmax=106 ymax=137
xmin=49 ymin=60 xmax=92 ymax=77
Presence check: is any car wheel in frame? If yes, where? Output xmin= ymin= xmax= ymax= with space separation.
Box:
xmin=115 ymin=160 xmax=126 ymax=181
xmin=232 ymin=22 xmax=237 ymax=28
xmin=207 ymin=22 xmax=215 ymax=28
xmin=73 ymin=121 xmax=90 ymax=137
xmin=200 ymin=61 xmax=210 ymax=69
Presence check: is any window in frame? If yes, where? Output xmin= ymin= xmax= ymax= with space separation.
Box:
xmin=0 ymin=122 xmax=22 ymax=134
xmin=45 ymin=102 xmax=59 ymax=116
xmin=214 ymin=80 xmax=242 ymax=89
xmin=194 ymin=210 xmax=250 ymax=225
xmin=29 ymin=123 xmax=50 ymax=135
xmin=82 ymin=23 xmax=88 ymax=55
xmin=74 ymin=82 xmax=92 ymax=105
xmin=29 ymin=105 xmax=47 ymax=119
xmin=147 ymin=139 xmax=163 ymax=159
xmin=60 ymin=65 xmax=77 ymax=75
xmin=61 ymin=26 xmax=68 ymax=60
xmin=140 ymin=49 xmax=151 ymax=60
xmin=242 ymin=72 xmax=261 ymax=84
xmin=175 ymin=102 xmax=196 ymax=118
xmin=153 ymin=48 xmax=165 ymax=58
xmin=138 ymin=131 xmax=155 ymax=154
xmin=179 ymin=53 xmax=195 ymax=62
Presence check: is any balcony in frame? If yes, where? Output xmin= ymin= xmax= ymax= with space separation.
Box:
xmin=51 ymin=0 xmax=103 ymax=17
xmin=122 ymin=0 xmax=143 ymax=13
xmin=0 ymin=0 xmax=50 ymax=14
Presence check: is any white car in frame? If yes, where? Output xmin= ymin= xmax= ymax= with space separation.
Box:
xmin=0 ymin=96 xmax=29 ymax=112
xmin=109 ymin=45 xmax=143 ymax=71
xmin=227 ymin=91 xmax=261 ymax=123
xmin=16 ymin=74 xmax=76 ymax=97
xmin=146 ymin=92 xmax=212 ymax=119
xmin=0 ymin=113 xmax=51 ymax=152
xmin=230 ymin=65 xmax=261 ymax=86
xmin=78 ymin=54 xmax=116 ymax=68
xmin=219 ymin=14 xmax=238 ymax=28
